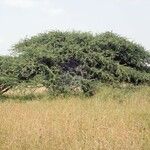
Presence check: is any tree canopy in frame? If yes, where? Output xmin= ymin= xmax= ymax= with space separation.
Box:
xmin=1 ymin=31 xmax=150 ymax=95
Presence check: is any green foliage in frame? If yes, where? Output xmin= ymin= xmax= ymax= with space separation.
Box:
xmin=1 ymin=31 xmax=150 ymax=95
xmin=0 ymin=56 xmax=19 ymax=94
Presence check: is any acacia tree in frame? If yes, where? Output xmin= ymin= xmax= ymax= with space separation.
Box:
xmin=11 ymin=31 xmax=150 ymax=95
xmin=0 ymin=31 xmax=150 ymax=96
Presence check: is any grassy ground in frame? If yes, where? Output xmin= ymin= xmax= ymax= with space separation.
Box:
xmin=0 ymin=86 xmax=150 ymax=150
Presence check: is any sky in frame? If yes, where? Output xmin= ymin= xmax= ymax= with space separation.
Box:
xmin=0 ymin=0 xmax=150 ymax=55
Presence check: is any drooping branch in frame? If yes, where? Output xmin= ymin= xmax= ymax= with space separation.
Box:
xmin=0 ymin=84 xmax=12 ymax=94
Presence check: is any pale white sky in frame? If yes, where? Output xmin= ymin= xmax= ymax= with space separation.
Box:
xmin=0 ymin=0 xmax=150 ymax=55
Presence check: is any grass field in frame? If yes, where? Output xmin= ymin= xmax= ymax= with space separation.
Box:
xmin=0 ymin=86 xmax=150 ymax=150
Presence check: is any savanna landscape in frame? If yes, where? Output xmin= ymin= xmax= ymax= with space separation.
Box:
xmin=0 ymin=31 xmax=150 ymax=150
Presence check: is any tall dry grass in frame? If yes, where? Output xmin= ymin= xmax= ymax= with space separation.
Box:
xmin=0 ymin=86 xmax=150 ymax=150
